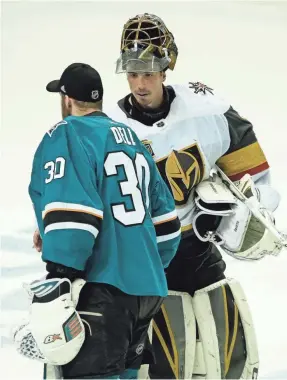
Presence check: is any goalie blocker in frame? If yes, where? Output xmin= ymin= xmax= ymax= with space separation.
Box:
xmin=139 ymin=278 xmax=259 ymax=379
xmin=13 ymin=278 xmax=86 ymax=366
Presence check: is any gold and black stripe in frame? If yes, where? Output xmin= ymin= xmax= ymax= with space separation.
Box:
xmin=218 ymin=106 xmax=270 ymax=181
xmin=150 ymin=304 xmax=179 ymax=379
xmin=216 ymin=141 xmax=269 ymax=181
xmin=208 ymin=283 xmax=247 ymax=379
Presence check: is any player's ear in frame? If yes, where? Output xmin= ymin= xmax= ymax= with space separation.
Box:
xmin=64 ymin=95 xmax=72 ymax=109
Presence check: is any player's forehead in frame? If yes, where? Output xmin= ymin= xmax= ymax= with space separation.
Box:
xmin=127 ymin=71 xmax=160 ymax=76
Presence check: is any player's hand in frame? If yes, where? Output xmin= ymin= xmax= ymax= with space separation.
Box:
xmin=33 ymin=229 xmax=42 ymax=252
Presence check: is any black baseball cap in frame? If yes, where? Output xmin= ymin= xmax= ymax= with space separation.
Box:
xmin=46 ymin=63 xmax=103 ymax=102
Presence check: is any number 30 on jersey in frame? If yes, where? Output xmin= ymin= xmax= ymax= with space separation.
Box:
xmin=44 ymin=157 xmax=66 ymax=183
xmin=104 ymin=152 xmax=150 ymax=226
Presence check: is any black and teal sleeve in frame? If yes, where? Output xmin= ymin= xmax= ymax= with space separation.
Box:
xmin=149 ymin=162 xmax=181 ymax=268
xmin=29 ymin=123 xmax=103 ymax=272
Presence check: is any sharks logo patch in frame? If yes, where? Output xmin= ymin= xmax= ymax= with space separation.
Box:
xmin=47 ymin=120 xmax=68 ymax=137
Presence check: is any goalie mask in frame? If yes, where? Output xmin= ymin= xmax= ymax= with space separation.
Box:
xmin=116 ymin=13 xmax=178 ymax=73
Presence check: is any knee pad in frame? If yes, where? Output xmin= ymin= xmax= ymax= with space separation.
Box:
xmin=192 ymin=278 xmax=259 ymax=378
xmin=147 ymin=291 xmax=196 ymax=379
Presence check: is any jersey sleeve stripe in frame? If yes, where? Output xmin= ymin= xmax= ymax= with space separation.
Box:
xmin=216 ymin=142 xmax=269 ymax=178
xmin=228 ymin=164 xmax=269 ymax=182
xmin=42 ymin=202 xmax=103 ymax=219
xmin=156 ymin=229 xmax=181 ymax=243
xmin=44 ymin=222 xmax=99 ymax=239
xmin=43 ymin=210 xmax=102 ymax=232
xmin=154 ymin=215 xmax=177 ymax=225
xmin=154 ymin=216 xmax=181 ymax=238
xmin=152 ymin=210 xmax=177 ymax=225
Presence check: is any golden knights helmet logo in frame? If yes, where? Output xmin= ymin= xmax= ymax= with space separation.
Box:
xmin=160 ymin=144 xmax=204 ymax=205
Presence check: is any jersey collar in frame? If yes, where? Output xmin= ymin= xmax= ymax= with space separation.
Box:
xmin=84 ymin=111 xmax=108 ymax=118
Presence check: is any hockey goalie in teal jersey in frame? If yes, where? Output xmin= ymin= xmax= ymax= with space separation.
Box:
xmin=29 ymin=113 xmax=180 ymax=296
xmin=16 ymin=63 xmax=181 ymax=379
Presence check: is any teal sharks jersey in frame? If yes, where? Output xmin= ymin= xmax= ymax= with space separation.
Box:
xmin=29 ymin=112 xmax=181 ymax=296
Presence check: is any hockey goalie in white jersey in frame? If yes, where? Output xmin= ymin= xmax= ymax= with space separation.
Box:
xmin=107 ymin=13 xmax=286 ymax=379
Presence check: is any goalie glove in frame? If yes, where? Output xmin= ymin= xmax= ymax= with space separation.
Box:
xmin=193 ymin=169 xmax=287 ymax=261
xmin=234 ymin=172 xmax=280 ymax=214
xmin=13 ymin=278 xmax=86 ymax=365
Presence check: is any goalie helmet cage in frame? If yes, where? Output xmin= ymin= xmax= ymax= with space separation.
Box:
xmin=120 ymin=13 xmax=178 ymax=71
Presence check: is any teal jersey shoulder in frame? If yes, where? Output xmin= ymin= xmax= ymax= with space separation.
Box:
xmin=29 ymin=113 xmax=181 ymax=296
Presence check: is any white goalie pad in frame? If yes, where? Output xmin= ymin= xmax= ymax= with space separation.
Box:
xmin=140 ymin=290 xmax=197 ymax=380
xmin=193 ymin=168 xmax=287 ymax=260
xmin=142 ymin=279 xmax=259 ymax=379
xmin=192 ymin=278 xmax=259 ymax=379
xmin=13 ymin=278 xmax=86 ymax=366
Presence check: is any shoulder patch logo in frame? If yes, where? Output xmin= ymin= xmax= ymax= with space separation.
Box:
xmin=189 ymin=81 xmax=214 ymax=95
xmin=142 ymin=139 xmax=155 ymax=158
xmin=47 ymin=120 xmax=68 ymax=137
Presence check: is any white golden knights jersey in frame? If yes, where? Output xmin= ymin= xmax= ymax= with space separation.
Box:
xmin=107 ymin=82 xmax=270 ymax=233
